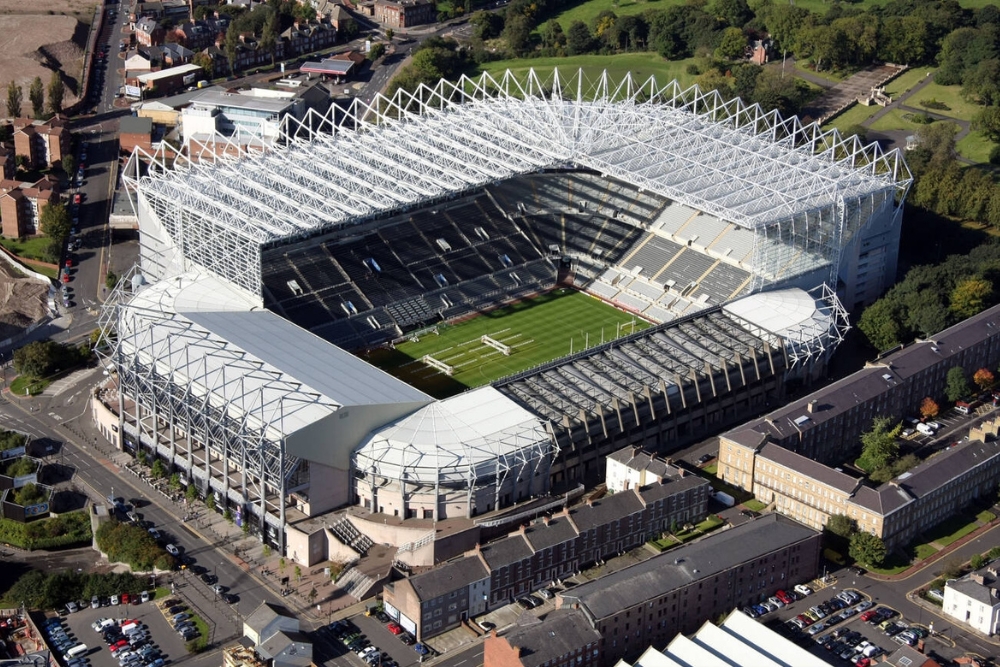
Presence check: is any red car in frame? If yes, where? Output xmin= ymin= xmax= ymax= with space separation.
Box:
xmin=860 ymin=609 xmax=877 ymax=622
xmin=61 ymin=273 xmax=70 ymax=283
xmin=110 ymin=640 xmax=129 ymax=652
xmin=121 ymin=593 xmax=131 ymax=604
xmin=775 ymin=590 xmax=794 ymax=605
xmin=72 ymin=193 xmax=82 ymax=205
xmin=386 ymin=622 xmax=403 ymax=635
xmin=65 ymin=258 xmax=73 ymax=268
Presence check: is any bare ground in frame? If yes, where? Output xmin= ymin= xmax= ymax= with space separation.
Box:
xmin=0 ymin=259 xmax=50 ymax=341
xmin=0 ymin=13 xmax=88 ymax=110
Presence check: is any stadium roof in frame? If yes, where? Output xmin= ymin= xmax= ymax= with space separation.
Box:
xmin=353 ymin=386 xmax=553 ymax=485
xmin=130 ymin=69 xmax=910 ymax=247
xmin=615 ymin=610 xmax=834 ymax=667
xmin=117 ymin=271 xmax=429 ymax=440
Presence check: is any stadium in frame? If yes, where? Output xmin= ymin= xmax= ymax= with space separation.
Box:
xmin=95 ymin=69 xmax=910 ymax=563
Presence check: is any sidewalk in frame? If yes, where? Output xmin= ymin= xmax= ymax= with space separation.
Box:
xmin=867 ymin=517 xmax=1000 ymax=582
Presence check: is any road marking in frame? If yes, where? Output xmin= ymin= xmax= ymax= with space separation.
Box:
xmin=48 ymin=412 xmax=63 ymax=421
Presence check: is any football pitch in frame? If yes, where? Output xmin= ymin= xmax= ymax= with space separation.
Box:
xmin=365 ymin=289 xmax=650 ymax=398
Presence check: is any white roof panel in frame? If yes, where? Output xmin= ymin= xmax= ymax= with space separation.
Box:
xmin=723 ymin=288 xmax=832 ymax=341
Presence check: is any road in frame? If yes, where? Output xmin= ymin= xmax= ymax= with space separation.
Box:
xmin=0 ymin=370 xmax=281 ymax=645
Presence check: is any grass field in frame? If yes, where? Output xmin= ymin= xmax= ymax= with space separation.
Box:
xmin=957 ymin=130 xmax=998 ymax=163
xmin=884 ymin=67 xmax=935 ymax=97
xmin=477 ymin=53 xmax=701 ymax=93
xmin=823 ymin=102 xmax=880 ymax=133
xmin=366 ymin=289 xmax=649 ymax=397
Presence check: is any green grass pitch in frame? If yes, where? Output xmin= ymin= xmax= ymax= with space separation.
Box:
xmin=364 ymin=289 xmax=650 ymax=398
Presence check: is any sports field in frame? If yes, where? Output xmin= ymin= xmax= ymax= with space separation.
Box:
xmin=365 ymin=289 xmax=650 ymax=398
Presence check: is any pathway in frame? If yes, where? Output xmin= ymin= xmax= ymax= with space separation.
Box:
xmin=798 ymin=62 xmax=903 ymax=123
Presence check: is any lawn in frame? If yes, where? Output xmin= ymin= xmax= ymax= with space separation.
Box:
xmin=476 ymin=53 xmax=701 ymax=95
xmin=957 ymin=131 xmax=998 ymax=164
xmin=910 ymin=82 xmax=983 ymax=122
xmin=868 ymin=556 xmax=912 ymax=576
xmin=924 ymin=515 xmax=981 ymax=547
xmin=546 ymin=0 xmax=675 ymax=32
xmin=869 ymin=109 xmax=961 ymax=135
xmin=913 ymin=543 xmax=939 ymax=560
xmin=883 ymin=67 xmax=935 ymax=98
xmin=366 ymin=289 xmax=649 ymax=397
xmin=977 ymin=510 xmax=997 ymax=523
xmin=9 ymin=375 xmax=51 ymax=397
xmin=186 ymin=614 xmax=209 ymax=652
xmin=0 ymin=235 xmax=53 ymax=263
xmin=743 ymin=499 xmax=767 ymax=512
xmin=823 ymin=102 xmax=880 ymax=133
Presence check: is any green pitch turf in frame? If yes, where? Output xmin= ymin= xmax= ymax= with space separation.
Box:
xmin=364 ymin=289 xmax=650 ymax=398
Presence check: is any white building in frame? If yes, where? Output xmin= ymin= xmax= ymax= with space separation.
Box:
xmin=615 ymin=609 xmax=834 ymax=667
xmin=605 ymin=445 xmax=678 ymax=494
xmin=181 ymin=90 xmax=306 ymax=152
xmin=943 ymin=571 xmax=1000 ymax=635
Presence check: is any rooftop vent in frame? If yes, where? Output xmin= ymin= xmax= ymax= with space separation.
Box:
xmin=286 ymin=279 xmax=302 ymax=296
xmin=793 ymin=415 xmax=811 ymax=427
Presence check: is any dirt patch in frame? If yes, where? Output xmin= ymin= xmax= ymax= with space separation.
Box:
xmin=0 ymin=259 xmax=50 ymax=341
xmin=0 ymin=14 xmax=87 ymax=109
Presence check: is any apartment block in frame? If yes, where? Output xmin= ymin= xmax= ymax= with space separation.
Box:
xmin=556 ymin=513 xmax=821 ymax=666
xmin=373 ymin=0 xmax=433 ymax=27
xmin=484 ymin=609 xmax=602 ymax=667
xmin=13 ymin=116 xmax=69 ymax=170
xmin=721 ymin=417 xmax=1000 ymax=550
xmin=383 ymin=471 xmax=710 ymax=641
xmin=720 ymin=303 xmax=1000 ymax=467
xmin=0 ymin=176 xmax=59 ymax=238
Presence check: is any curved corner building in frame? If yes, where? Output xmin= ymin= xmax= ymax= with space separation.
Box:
xmin=98 ymin=69 xmax=909 ymax=554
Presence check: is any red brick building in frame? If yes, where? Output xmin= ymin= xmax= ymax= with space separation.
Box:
xmin=0 ymin=176 xmax=59 ymax=238
xmin=13 ymin=116 xmax=69 ymax=170
xmin=484 ymin=610 xmax=602 ymax=667
xmin=373 ymin=0 xmax=433 ymax=28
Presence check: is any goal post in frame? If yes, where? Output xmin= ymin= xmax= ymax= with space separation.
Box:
xmin=481 ymin=335 xmax=512 ymax=356
xmin=422 ymin=354 xmax=455 ymax=375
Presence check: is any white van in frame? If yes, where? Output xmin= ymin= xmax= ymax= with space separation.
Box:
xmin=916 ymin=422 xmax=935 ymax=436
xmin=63 ymin=644 xmax=88 ymax=661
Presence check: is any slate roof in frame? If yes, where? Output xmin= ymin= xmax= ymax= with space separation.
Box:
xmin=566 ymin=490 xmax=645 ymax=532
xmin=948 ymin=577 xmax=999 ymax=607
xmin=607 ymin=445 xmax=677 ymax=479
xmin=407 ymin=555 xmax=489 ymax=601
xmin=758 ymin=443 xmax=861 ymax=494
xmin=560 ymin=514 xmax=818 ymax=621
xmin=244 ymin=602 xmax=295 ymax=634
xmin=495 ymin=609 xmax=601 ymax=667
xmin=479 ymin=533 xmax=533 ymax=570
xmin=523 ymin=515 xmax=578 ymax=552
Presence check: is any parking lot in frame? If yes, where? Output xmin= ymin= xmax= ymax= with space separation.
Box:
xmin=39 ymin=596 xmax=191 ymax=667
xmin=313 ymin=611 xmax=441 ymax=667
xmin=751 ymin=582 xmax=942 ymax=666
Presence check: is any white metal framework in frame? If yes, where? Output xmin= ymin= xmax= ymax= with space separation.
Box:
xmin=123 ymin=69 xmax=910 ymax=299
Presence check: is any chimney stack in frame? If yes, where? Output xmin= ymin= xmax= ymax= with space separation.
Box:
xmin=807 ymin=400 xmax=818 ymax=414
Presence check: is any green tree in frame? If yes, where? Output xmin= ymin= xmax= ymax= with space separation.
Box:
xmin=946 ymin=366 xmax=971 ymax=402
xmin=185 ymin=483 xmax=197 ymax=502
xmin=951 ymin=277 xmax=993 ymax=319
xmin=712 ymin=0 xmax=751 ymax=27
xmin=205 ymin=490 xmax=216 ymax=512
xmin=6 ymin=81 xmax=22 ymax=118
xmin=294 ymin=564 xmax=302 ymax=582
xmin=825 ymin=514 xmax=856 ymax=539
xmin=40 ymin=201 xmax=71 ymax=240
xmin=263 ymin=544 xmax=272 ymax=559
xmin=47 ymin=72 xmax=64 ymax=115
xmin=224 ymin=28 xmax=240 ymax=75
xmin=385 ymin=28 xmax=394 ymax=40
xmin=857 ymin=297 xmax=903 ymax=351
xmin=151 ymin=459 xmax=166 ymax=479
xmin=849 ymin=531 xmax=887 ymax=567
xmin=857 ymin=416 xmax=901 ymax=472
xmin=193 ymin=52 xmax=214 ymax=78
xmin=61 ymin=154 xmax=75 ymax=176
xmin=308 ymin=587 xmax=317 ymax=604
xmin=501 ymin=12 xmax=533 ymax=56
xmin=973 ymin=106 xmax=1000 ymax=142
xmin=105 ymin=271 xmax=119 ymax=290
xmin=877 ymin=16 xmax=928 ymax=64
xmin=279 ymin=556 xmax=286 ymax=573
xmin=28 ymin=76 xmax=44 ymax=118
xmin=971 ymin=553 xmax=986 ymax=569
xmin=715 ymin=26 xmax=747 ymax=60
xmin=369 ymin=42 xmax=386 ymax=61
xmin=540 ymin=19 xmax=566 ymax=49
xmin=14 ymin=340 xmax=63 ymax=378
xmin=169 ymin=473 xmax=181 ymax=491
xmin=224 ymin=507 xmax=233 ymax=524
xmin=471 ymin=10 xmax=504 ymax=40
xmin=566 ymin=20 xmax=595 ymax=55
xmin=260 ymin=11 xmax=278 ymax=67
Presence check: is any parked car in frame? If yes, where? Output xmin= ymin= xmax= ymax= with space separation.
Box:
xmin=165 ymin=544 xmax=180 ymax=556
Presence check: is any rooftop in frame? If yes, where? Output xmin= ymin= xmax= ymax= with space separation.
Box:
xmin=407 ymin=555 xmax=489 ymax=601
xmin=244 ymin=602 xmax=296 ymax=633
xmin=189 ymin=90 xmax=299 ymax=113
xmin=494 ymin=609 xmax=601 ymax=667
xmin=758 ymin=443 xmax=860 ymax=495
xmin=560 ymin=514 xmax=818 ymax=621
xmin=134 ymin=69 xmax=909 ymax=246
xmin=137 ymin=63 xmax=203 ymax=83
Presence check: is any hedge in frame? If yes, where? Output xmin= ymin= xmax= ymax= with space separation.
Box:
xmin=0 ymin=511 xmax=92 ymax=550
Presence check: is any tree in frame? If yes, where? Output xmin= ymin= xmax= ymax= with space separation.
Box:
xmin=566 ymin=20 xmax=595 ymax=55
xmin=951 ymin=277 xmax=993 ymax=319
xmin=106 ymin=271 xmax=119 ymax=290
xmin=294 ymin=564 xmax=302 ymax=582
xmin=263 ymin=544 xmax=272 ymax=559
xmin=260 ymin=11 xmax=278 ymax=67
xmin=62 ymin=154 xmax=75 ymax=176
xmin=40 ymin=202 xmax=71 ymax=241
xmin=712 ymin=0 xmax=751 ymax=27
xmin=193 ymin=52 xmax=214 ymax=78
xmin=715 ymin=26 xmax=747 ymax=60
xmin=857 ymin=416 xmax=901 ymax=472
xmin=223 ymin=507 xmax=233 ymax=524
xmin=501 ymin=12 xmax=533 ymax=56
xmin=974 ymin=367 xmax=995 ymax=390
xmin=6 ymin=81 xmax=22 ymax=118
xmin=385 ymin=28 xmax=394 ymax=40
xmin=919 ymin=396 xmax=940 ymax=419
xmin=14 ymin=340 xmax=64 ymax=378
xmin=151 ymin=459 xmax=166 ymax=479
xmin=471 ymin=10 xmax=504 ymax=40
xmin=849 ymin=531 xmax=887 ymax=567
xmin=973 ymin=106 xmax=1000 ymax=142
xmin=28 ymin=76 xmax=44 ymax=118
xmin=825 ymin=514 xmax=857 ymax=539
xmin=205 ymin=490 xmax=216 ymax=512
xmin=224 ymin=28 xmax=240 ymax=75
xmin=279 ymin=556 xmax=286 ymax=573
xmin=307 ymin=587 xmax=317 ymax=604
xmin=946 ymin=366 xmax=971 ymax=402
xmin=47 ymin=72 xmax=64 ymax=115
xmin=971 ymin=553 xmax=986 ymax=569
xmin=540 ymin=19 xmax=566 ymax=49
xmin=857 ymin=297 xmax=903 ymax=352
xmin=185 ymin=483 xmax=197 ymax=502
xmin=369 ymin=42 xmax=386 ymax=61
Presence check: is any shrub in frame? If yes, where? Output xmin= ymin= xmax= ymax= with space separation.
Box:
xmin=2 ymin=570 xmax=146 ymax=609
xmin=990 ymin=145 xmax=1000 ymax=165
xmin=95 ymin=520 xmax=171 ymax=570
xmin=0 ymin=430 xmax=27 ymax=452
xmin=0 ymin=511 xmax=91 ymax=550
xmin=919 ymin=98 xmax=950 ymax=110
xmin=12 ymin=483 xmax=47 ymax=507
xmin=0 ymin=457 xmax=35 ymax=477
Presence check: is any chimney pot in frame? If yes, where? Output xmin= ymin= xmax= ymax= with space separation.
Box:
xmin=807 ymin=400 xmax=817 ymax=414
